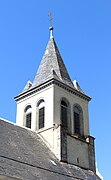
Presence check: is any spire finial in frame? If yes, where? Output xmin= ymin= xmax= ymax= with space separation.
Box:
xmin=48 ymin=12 xmax=53 ymax=38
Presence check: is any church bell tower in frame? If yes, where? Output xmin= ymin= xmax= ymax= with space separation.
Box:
xmin=15 ymin=26 xmax=96 ymax=172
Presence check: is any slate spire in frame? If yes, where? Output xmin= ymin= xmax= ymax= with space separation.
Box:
xmin=32 ymin=27 xmax=73 ymax=87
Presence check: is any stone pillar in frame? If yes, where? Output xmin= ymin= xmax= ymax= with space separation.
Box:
xmin=61 ymin=126 xmax=67 ymax=162
xmin=88 ymin=136 xmax=96 ymax=172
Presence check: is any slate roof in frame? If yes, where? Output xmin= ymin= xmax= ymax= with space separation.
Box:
xmin=0 ymin=119 xmax=101 ymax=180
xmin=32 ymin=28 xmax=73 ymax=88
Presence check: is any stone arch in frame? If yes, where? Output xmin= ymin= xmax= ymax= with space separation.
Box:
xmin=24 ymin=104 xmax=32 ymax=113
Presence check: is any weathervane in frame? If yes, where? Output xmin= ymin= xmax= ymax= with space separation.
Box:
xmin=48 ymin=12 xmax=53 ymax=27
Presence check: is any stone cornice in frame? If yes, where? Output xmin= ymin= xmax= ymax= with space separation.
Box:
xmin=54 ymin=79 xmax=91 ymax=101
xmin=14 ymin=78 xmax=91 ymax=102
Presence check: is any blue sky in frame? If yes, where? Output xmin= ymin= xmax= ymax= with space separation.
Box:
xmin=0 ymin=1 xmax=110 ymax=179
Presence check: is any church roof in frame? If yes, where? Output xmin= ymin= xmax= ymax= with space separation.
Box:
xmin=0 ymin=119 xmax=101 ymax=180
xmin=32 ymin=27 xmax=73 ymax=88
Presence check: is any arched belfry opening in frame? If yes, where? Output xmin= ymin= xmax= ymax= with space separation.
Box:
xmin=73 ymin=104 xmax=84 ymax=136
xmin=60 ymin=98 xmax=71 ymax=134
xmin=37 ymin=99 xmax=45 ymax=130
xmin=24 ymin=105 xmax=32 ymax=129
xmin=61 ymin=100 xmax=67 ymax=129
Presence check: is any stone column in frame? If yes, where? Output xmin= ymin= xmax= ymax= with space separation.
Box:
xmin=61 ymin=126 xmax=67 ymax=162
xmin=88 ymin=136 xmax=96 ymax=172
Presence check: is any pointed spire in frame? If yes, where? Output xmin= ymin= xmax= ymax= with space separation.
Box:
xmin=32 ymin=30 xmax=73 ymax=88
xmin=31 ymin=13 xmax=74 ymax=88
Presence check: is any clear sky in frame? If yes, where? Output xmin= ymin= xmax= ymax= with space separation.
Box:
xmin=0 ymin=1 xmax=110 ymax=179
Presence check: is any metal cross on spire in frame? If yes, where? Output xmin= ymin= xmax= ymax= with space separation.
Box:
xmin=48 ymin=12 xmax=53 ymax=27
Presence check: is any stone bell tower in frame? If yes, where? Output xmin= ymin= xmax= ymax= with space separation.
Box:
xmin=15 ymin=26 xmax=96 ymax=172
